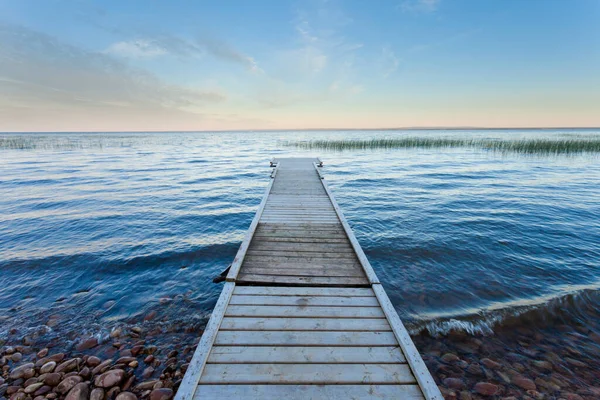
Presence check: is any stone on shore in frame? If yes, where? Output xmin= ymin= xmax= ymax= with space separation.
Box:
xmin=94 ymin=369 xmax=126 ymax=388
xmin=65 ymin=383 xmax=89 ymax=400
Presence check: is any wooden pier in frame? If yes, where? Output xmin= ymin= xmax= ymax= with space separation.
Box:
xmin=176 ymin=158 xmax=442 ymax=400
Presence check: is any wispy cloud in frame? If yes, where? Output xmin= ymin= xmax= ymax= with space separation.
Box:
xmin=105 ymin=39 xmax=167 ymax=58
xmin=381 ymin=46 xmax=400 ymax=78
xmin=400 ymin=0 xmax=441 ymax=13
xmin=196 ymin=36 xmax=261 ymax=73
xmin=0 ymin=23 xmax=228 ymax=130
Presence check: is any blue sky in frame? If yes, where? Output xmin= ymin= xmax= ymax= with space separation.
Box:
xmin=1 ymin=0 xmax=599 ymax=131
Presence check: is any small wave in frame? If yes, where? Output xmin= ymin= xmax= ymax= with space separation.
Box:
xmin=410 ymin=286 xmax=600 ymax=337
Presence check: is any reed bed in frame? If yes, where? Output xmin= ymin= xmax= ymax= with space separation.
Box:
xmin=291 ymin=137 xmax=600 ymax=155
xmin=0 ymin=135 xmax=152 ymax=150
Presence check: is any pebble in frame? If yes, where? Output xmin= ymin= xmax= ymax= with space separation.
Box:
xmin=474 ymin=382 xmax=499 ymax=396
xmin=87 ymin=356 xmax=102 ymax=367
xmin=65 ymin=383 xmax=89 ymax=400
xmin=481 ymin=358 xmax=502 ymax=369
xmin=43 ymin=373 xmax=62 ymax=386
xmin=10 ymin=353 xmax=22 ymax=362
xmin=512 ymin=375 xmax=537 ymax=391
xmin=55 ymin=358 xmax=79 ymax=373
xmin=143 ymin=367 xmax=155 ymax=379
xmin=75 ymin=337 xmax=98 ymax=351
xmin=40 ymin=361 xmax=56 ymax=374
xmin=90 ymin=388 xmax=105 ymax=400
xmin=441 ymin=353 xmax=460 ymax=363
xmin=36 ymin=348 xmax=48 ymax=358
xmin=116 ymin=392 xmax=137 ymax=400
xmin=56 ymin=376 xmax=83 ymax=394
xmin=443 ymin=377 xmax=465 ymax=389
xmin=24 ymin=383 xmax=44 ymax=394
xmin=150 ymin=388 xmax=174 ymax=400
xmin=94 ymin=369 xmax=126 ymax=388
xmin=9 ymin=363 xmax=35 ymax=380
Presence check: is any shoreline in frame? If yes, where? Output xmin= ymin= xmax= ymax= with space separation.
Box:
xmin=2 ymin=314 xmax=600 ymax=400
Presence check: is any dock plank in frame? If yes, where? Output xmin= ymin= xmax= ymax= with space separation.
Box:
xmin=200 ymin=363 xmax=415 ymax=384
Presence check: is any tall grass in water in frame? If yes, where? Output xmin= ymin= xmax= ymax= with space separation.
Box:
xmin=0 ymin=135 xmax=152 ymax=150
xmin=292 ymin=137 xmax=600 ymax=155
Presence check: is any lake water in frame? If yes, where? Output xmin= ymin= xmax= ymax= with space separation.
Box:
xmin=1 ymin=130 xmax=600 ymax=395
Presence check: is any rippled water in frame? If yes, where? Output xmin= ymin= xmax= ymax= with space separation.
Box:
xmin=1 ymin=130 xmax=599 ymax=343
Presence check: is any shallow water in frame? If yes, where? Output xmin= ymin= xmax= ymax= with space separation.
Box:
xmin=1 ymin=129 xmax=599 ymax=344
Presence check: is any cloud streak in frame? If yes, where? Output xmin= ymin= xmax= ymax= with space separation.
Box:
xmin=0 ymin=23 xmax=228 ymax=131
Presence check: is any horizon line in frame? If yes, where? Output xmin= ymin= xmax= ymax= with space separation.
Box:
xmin=2 ymin=126 xmax=600 ymax=134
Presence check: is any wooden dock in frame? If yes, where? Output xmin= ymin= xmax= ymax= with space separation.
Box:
xmin=176 ymin=158 xmax=442 ymax=400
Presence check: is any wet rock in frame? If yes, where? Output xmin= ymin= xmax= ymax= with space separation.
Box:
xmin=130 ymin=346 xmax=143 ymax=356
xmin=9 ymin=392 xmax=27 ymax=400
xmin=24 ymin=383 xmax=44 ymax=394
xmin=474 ymin=382 xmax=499 ymax=396
xmin=512 ymin=376 xmax=536 ymax=391
xmin=87 ymin=356 xmax=101 ymax=367
xmin=65 ymin=382 xmax=89 ymax=400
xmin=90 ymin=388 xmax=105 ymax=400
xmin=40 ymin=361 xmax=56 ymax=374
xmin=144 ymin=355 xmax=154 ymax=364
xmin=459 ymin=391 xmax=472 ymax=400
xmin=110 ymin=328 xmax=122 ymax=338
xmin=116 ymin=392 xmax=137 ymax=400
xmin=441 ymin=353 xmax=460 ymax=363
xmin=43 ymin=373 xmax=62 ymax=387
xmin=94 ymin=369 xmax=125 ymax=388
xmin=129 ymin=360 xmax=138 ymax=368
xmin=135 ymin=381 xmax=158 ymax=391
xmin=150 ymin=388 xmax=173 ymax=400
xmin=24 ymin=377 xmax=38 ymax=387
xmin=9 ymin=363 xmax=35 ymax=380
xmin=106 ymin=386 xmax=120 ymax=399
xmin=142 ymin=367 xmax=155 ymax=379
xmin=10 ymin=353 xmax=22 ymax=362
xmin=122 ymin=376 xmax=135 ymax=392
xmin=33 ymin=385 xmax=51 ymax=397
xmin=75 ymin=337 xmax=98 ymax=351
xmin=115 ymin=357 xmax=136 ymax=365
xmin=55 ymin=358 xmax=79 ymax=373
xmin=563 ymin=394 xmax=584 ymax=400
xmin=56 ymin=376 xmax=83 ymax=394
xmin=564 ymin=358 xmax=586 ymax=368
xmin=6 ymin=386 xmax=20 ymax=396
xmin=5 ymin=347 xmax=15 ymax=355
xmin=443 ymin=378 xmax=465 ymax=390
xmin=36 ymin=348 xmax=48 ymax=358
xmin=79 ymin=367 xmax=91 ymax=379
xmin=466 ymin=363 xmax=484 ymax=376
xmin=533 ymin=360 xmax=553 ymax=371
xmin=92 ymin=359 xmax=113 ymax=375
xmin=35 ymin=353 xmax=65 ymax=368
xmin=167 ymin=350 xmax=178 ymax=358
xmin=131 ymin=327 xmax=142 ymax=334
xmin=144 ymin=311 xmax=157 ymax=321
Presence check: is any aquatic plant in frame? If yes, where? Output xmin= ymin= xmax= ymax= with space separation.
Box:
xmin=291 ymin=137 xmax=600 ymax=155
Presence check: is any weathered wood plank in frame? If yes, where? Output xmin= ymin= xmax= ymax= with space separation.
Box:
xmin=240 ymin=267 xmax=364 ymax=277
xmin=207 ymin=346 xmax=405 ymax=363
xmin=249 ymin=242 xmax=353 ymax=251
xmin=245 ymin=250 xmax=357 ymax=259
xmin=236 ymin=274 xmax=368 ymax=286
xmin=195 ymin=384 xmax=425 ymax=400
xmin=233 ymin=286 xmax=374 ymax=297
xmin=229 ymin=295 xmax=379 ymax=306
xmin=200 ymin=363 xmax=415 ymax=384
xmin=241 ymin=257 xmax=360 ymax=266
xmin=219 ymin=317 xmax=391 ymax=331
xmin=214 ymin=331 xmax=398 ymax=346
xmin=225 ymin=305 xmax=384 ymax=318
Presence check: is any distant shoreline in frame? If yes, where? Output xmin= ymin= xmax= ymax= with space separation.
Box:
xmin=1 ymin=127 xmax=600 ymax=134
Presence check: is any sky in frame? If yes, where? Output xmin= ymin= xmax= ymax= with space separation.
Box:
xmin=0 ymin=0 xmax=599 ymax=132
